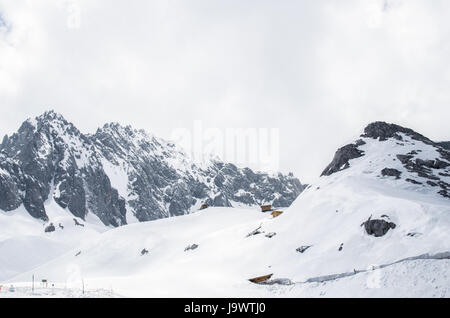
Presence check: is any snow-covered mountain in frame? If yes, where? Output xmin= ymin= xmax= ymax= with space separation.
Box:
xmin=321 ymin=121 xmax=450 ymax=199
xmin=0 ymin=110 xmax=305 ymax=227
xmin=2 ymin=121 xmax=449 ymax=297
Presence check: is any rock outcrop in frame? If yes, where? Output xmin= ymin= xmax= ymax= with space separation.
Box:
xmin=321 ymin=121 xmax=450 ymax=199
xmin=363 ymin=217 xmax=396 ymax=237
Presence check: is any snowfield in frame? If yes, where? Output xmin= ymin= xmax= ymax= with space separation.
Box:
xmin=3 ymin=199 xmax=449 ymax=297
xmin=0 ymin=200 xmax=106 ymax=282
xmin=1 ymin=123 xmax=450 ymax=298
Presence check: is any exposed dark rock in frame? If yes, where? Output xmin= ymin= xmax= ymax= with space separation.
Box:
xmin=362 ymin=121 xmax=433 ymax=144
xmin=363 ymin=217 xmax=396 ymax=237
xmin=417 ymin=171 xmax=440 ymax=181
xmin=381 ymin=168 xmax=402 ymax=179
xmin=246 ymin=225 xmax=264 ymax=237
xmin=437 ymin=148 xmax=450 ymax=162
xmin=73 ymin=218 xmax=84 ymax=227
xmin=439 ymin=181 xmax=450 ymax=190
xmin=427 ymin=181 xmax=438 ymax=187
xmin=141 ymin=248 xmax=149 ymax=255
xmin=184 ymin=244 xmax=198 ymax=252
xmin=396 ymin=154 xmax=413 ymax=164
xmin=0 ymin=168 xmax=22 ymax=212
xmin=415 ymin=158 xmax=449 ymax=170
xmin=44 ymin=223 xmax=55 ymax=233
xmin=296 ymin=246 xmax=312 ymax=253
xmin=338 ymin=243 xmax=344 ymax=251
xmin=437 ymin=141 xmax=450 ymax=150
xmin=321 ymin=143 xmax=365 ymax=176
xmin=396 ymin=154 xmax=444 ymax=182
xmin=23 ymin=180 xmax=48 ymax=221
xmin=265 ymin=232 xmax=277 ymax=238
xmin=58 ymin=223 xmax=64 ymax=229
xmin=406 ymin=179 xmax=422 ymax=185
xmin=75 ymin=251 xmax=81 ymax=256
xmin=355 ymin=139 xmax=366 ymax=146
xmin=438 ymin=190 xmax=450 ymax=198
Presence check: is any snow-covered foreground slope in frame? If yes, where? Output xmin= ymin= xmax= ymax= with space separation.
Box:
xmin=6 ymin=188 xmax=449 ymax=297
xmin=0 ymin=200 xmax=106 ymax=281
xmin=2 ymin=121 xmax=450 ymax=297
xmin=0 ymin=284 xmax=120 ymax=298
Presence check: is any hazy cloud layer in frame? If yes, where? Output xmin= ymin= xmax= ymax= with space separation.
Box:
xmin=1 ymin=0 xmax=449 ymax=182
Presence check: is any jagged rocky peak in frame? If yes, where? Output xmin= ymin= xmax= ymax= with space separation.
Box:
xmin=361 ymin=121 xmax=433 ymax=144
xmin=94 ymin=121 xmax=169 ymax=156
xmin=321 ymin=121 xmax=450 ymax=199
xmin=0 ymin=111 xmax=126 ymax=226
xmin=0 ymin=110 xmax=306 ymax=226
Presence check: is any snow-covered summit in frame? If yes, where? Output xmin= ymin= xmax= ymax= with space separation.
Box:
xmin=321 ymin=121 xmax=450 ymax=199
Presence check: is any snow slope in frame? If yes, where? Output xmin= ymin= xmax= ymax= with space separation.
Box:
xmin=2 ymin=122 xmax=450 ymax=297
xmin=6 ymin=186 xmax=449 ymax=297
xmin=0 ymin=200 xmax=106 ymax=281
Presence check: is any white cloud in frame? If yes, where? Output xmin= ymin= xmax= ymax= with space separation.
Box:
xmin=0 ymin=0 xmax=449 ymax=182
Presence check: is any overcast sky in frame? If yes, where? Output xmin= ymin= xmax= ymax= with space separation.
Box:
xmin=1 ymin=0 xmax=449 ymax=183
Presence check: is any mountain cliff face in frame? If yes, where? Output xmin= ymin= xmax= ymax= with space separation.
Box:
xmin=0 ymin=111 xmax=305 ymax=226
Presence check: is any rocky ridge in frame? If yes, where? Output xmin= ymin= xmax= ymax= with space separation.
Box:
xmin=0 ymin=111 xmax=305 ymax=226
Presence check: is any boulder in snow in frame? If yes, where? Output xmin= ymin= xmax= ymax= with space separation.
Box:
xmin=363 ymin=217 xmax=396 ymax=237
xmin=381 ymin=168 xmax=402 ymax=179
xmin=44 ymin=223 xmax=56 ymax=233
